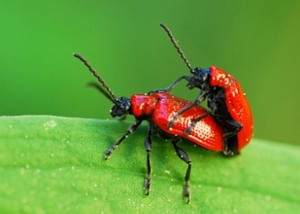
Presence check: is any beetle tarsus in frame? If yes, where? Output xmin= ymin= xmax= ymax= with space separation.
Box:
xmin=144 ymin=175 xmax=151 ymax=195
xmin=222 ymin=148 xmax=235 ymax=157
xmin=104 ymin=146 xmax=116 ymax=159
xmin=183 ymin=181 xmax=191 ymax=204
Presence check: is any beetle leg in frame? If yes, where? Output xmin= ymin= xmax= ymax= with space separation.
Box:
xmin=168 ymin=92 xmax=207 ymax=128
xmin=144 ymin=127 xmax=152 ymax=195
xmin=104 ymin=120 xmax=142 ymax=159
xmin=222 ymin=135 xmax=238 ymax=157
xmin=148 ymin=75 xmax=191 ymax=95
xmin=165 ymin=75 xmax=191 ymax=92
xmin=184 ymin=112 xmax=210 ymax=135
xmin=222 ymin=120 xmax=242 ymax=156
xmin=168 ymin=102 xmax=194 ymax=128
xmin=172 ymin=140 xmax=192 ymax=204
xmin=226 ymin=120 xmax=243 ymax=132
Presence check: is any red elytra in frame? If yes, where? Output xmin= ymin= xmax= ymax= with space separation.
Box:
xmin=131 ymin=92 xmax=224 ymax=152
xmin=210 ymin=66 xmax=253 ymax=152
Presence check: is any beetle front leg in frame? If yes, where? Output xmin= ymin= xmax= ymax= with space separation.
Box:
xmin=104 ymin=120 xmax=142 ymax=159
xmin=165 ymin=75 xmax=191 ymax=92
xmin=144 ymin=127 xmax=152 ymax=195
xmin=148 ymin=75 xmax=191 ymax=94
xmin=172 ymin=139 xmax=192 ymax=204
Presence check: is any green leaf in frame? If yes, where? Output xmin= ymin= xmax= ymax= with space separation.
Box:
xmin=0 ymin=115 xmax=299 ymax=213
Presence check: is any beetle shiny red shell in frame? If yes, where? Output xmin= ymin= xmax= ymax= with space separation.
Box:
xmin=131 ymin=92 xmax=224 ymax=151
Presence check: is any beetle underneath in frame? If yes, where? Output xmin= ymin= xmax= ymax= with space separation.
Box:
xmin=74 ymin=53 xmax=225 ymax=203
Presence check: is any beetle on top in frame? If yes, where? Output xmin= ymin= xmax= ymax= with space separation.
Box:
xmin=158 ymin=23 xmax=253 ymax=156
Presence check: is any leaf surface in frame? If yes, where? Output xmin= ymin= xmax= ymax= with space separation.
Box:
xmin=0 ymin=116 xmax=299 ymax=213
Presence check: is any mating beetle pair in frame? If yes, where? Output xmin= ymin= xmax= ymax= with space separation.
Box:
xmin=74 ymin=23 xmax=253 ymax=203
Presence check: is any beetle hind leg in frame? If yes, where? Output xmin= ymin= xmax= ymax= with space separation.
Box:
xmin=144 ymin=127 xmax=152 ymax=195
xmin=221 ymin=120 xmax=242 ymax=156
xmin=168 ymin=102 xmax=196 ymax=128
xmin=172 ymin=139 xmax=192 ymax=204
xmin=168 ymin=91 xmax=207 ymax=128
xmin=184 ymin=112 xmax=210 ymax=135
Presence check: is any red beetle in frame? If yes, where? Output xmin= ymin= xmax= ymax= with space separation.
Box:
xmin=74 ymin=53 xmax=224 ymax=203
xmin=158 ymin=23 xmax=253 ymax=156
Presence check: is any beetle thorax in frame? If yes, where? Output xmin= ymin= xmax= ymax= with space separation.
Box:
xmin=130 ymin=94 xmax=157 ymax=118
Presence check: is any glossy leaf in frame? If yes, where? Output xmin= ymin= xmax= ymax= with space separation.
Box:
xmin=0 ymin=116 xmax=299 ymax=213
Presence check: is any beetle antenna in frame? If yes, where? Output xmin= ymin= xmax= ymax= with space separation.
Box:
xmin=73 ymin=53 xmax=118 ymax=103
xmin=160 ymin=23 xmax=194 ymax=73
xmin=87 ymin=82 xmax=116 ymax=104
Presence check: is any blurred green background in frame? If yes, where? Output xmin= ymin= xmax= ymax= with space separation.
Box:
xmin=1 ymin=1 xmax=299 ymax=145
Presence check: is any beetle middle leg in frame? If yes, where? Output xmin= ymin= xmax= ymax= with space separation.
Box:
xmin=172 ymin=139 xmax=192 ymax=204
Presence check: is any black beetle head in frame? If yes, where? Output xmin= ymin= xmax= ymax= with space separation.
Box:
xmin=187 ymin=67 xmax=211 ymax=90
xmin=110 ymin=96 xmax=131 ymax=117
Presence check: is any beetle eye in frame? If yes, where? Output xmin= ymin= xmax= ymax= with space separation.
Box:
xmin=110 ymin=97 xmax=131 ymax=117
xmin=193 ymin=67 xmax=202 ymax=75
